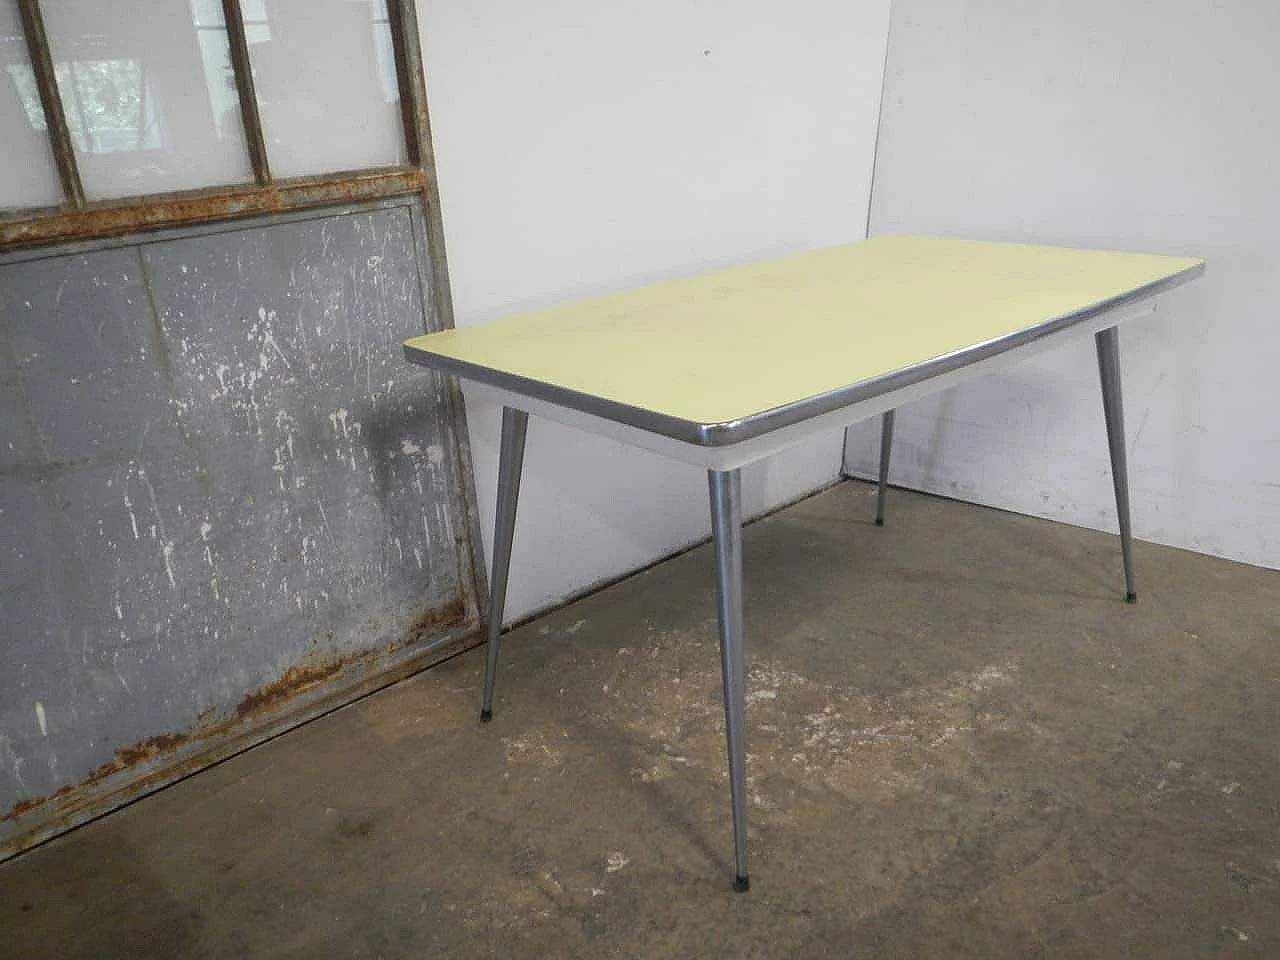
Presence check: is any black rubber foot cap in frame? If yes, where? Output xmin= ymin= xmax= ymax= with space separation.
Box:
xmin=480 ymin=709 xmax=493 ymax=722
xmin=1125 ymin=592 xmax=1138 ymax=604
xmin=733 ymin=875 xmax=750 ymax=893
xmin=874 ymin=517 xmax=885 ymax=527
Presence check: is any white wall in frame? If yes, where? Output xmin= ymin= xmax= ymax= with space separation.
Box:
xmin=844 ymin=0 xmax=1280 ymax=571
xmin=421 ymin=0 xmax=892 ymax=620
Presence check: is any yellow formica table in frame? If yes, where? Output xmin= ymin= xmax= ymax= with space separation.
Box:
xmin=404 ymin=236 xmax=1203 ymax=891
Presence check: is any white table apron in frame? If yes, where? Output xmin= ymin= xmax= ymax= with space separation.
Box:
xmin=455 ymin=299 xmax=1156 ymax=893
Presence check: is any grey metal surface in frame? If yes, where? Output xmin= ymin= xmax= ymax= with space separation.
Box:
xmin=480 ymin=406 xmax=528 ymax=720
xmin=708 ymin=468 xmax=749 ymax=890
xmin=404 ymin=261 xmax=1204 ymax=448
xmin=0 ymin=200 xmax=481 ymax=852
xmin=1095 ymin=326 xmax=1137 ymax=602
xmin=876 ymin=409 xmax=895 ymax=526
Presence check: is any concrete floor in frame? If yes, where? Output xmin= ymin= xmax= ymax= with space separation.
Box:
xmin=3 ymin=480 xmax=1279 ymax=959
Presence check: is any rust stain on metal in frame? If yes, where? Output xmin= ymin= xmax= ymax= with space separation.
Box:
xmin=102 ymin=732 xmax=192 ymax=770
xmin=2 ymin=733 xmax=194 ymax=824
xmin=4 ymin=785 xmax=73 ymax=822
xmin=2 ymin=599 xmax=476 ymax=834
xmin=74 ymin=733 xmax=196 ymax=796
xmin=0 ymin=168 xmax=426 ymax=252
xmin=400 ymin=593 xmax=468 ymax=649
xmin=235 ymin=657 xmax=348 ymax=718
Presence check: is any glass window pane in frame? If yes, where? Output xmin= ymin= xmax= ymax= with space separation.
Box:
xmin=247 ymin=0 xmax=406 ymax=179
xmin=0 ymin=1 xmax=63 ymax=211
xmin=40 ymin=0 xmax=253 ymax=201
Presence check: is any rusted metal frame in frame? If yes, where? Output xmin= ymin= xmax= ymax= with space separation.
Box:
xmin=0 ymin=194 xmax=415 ymax=266
xmin=405 ymin=199 xmax=490 ymax=631
xmin=1 ymin=622 xmax=482 ymax=862
xmin=15 ymin=0 xmax=84 ymax=206
xmin=0 ymin=194 xmax=486 ymax=862
xmin=0 ymin=4 xmax=482 ymax=864
xmin=386 ymin=0 xmax=456 ymax=334
xmin=0 ymin=166 xmax=425 ymax=250
xmin=388 ymin=1 xmax=484 ymax=629
xmin=386 ymin=0 xmax=423 ymax=166
xmin=2 ymin=2 xmax=450 ymax=270
xmin=221 ymin=0 xmax=272 ymax=185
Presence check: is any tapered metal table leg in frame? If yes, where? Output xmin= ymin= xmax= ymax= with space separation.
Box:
xmin=1095 ymin=327 xmax=1137 ymax=603
xmin=480 ymin=407 xmax=529 ymax=720
xmin=875 ymin=409 xmax=896 ymax=526
xmin=708 ymin=468 xmax=750 ymax=892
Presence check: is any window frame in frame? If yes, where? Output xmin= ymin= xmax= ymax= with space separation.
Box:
xmin=1 ymin=0 xmax=453 ymax=330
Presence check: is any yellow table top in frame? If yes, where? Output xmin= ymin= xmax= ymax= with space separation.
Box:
xmin=404 ymin=237 xmax=1202 ymax=445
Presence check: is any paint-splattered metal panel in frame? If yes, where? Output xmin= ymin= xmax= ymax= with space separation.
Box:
xmin=0 ymin=202 xmax=481 ymax=854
